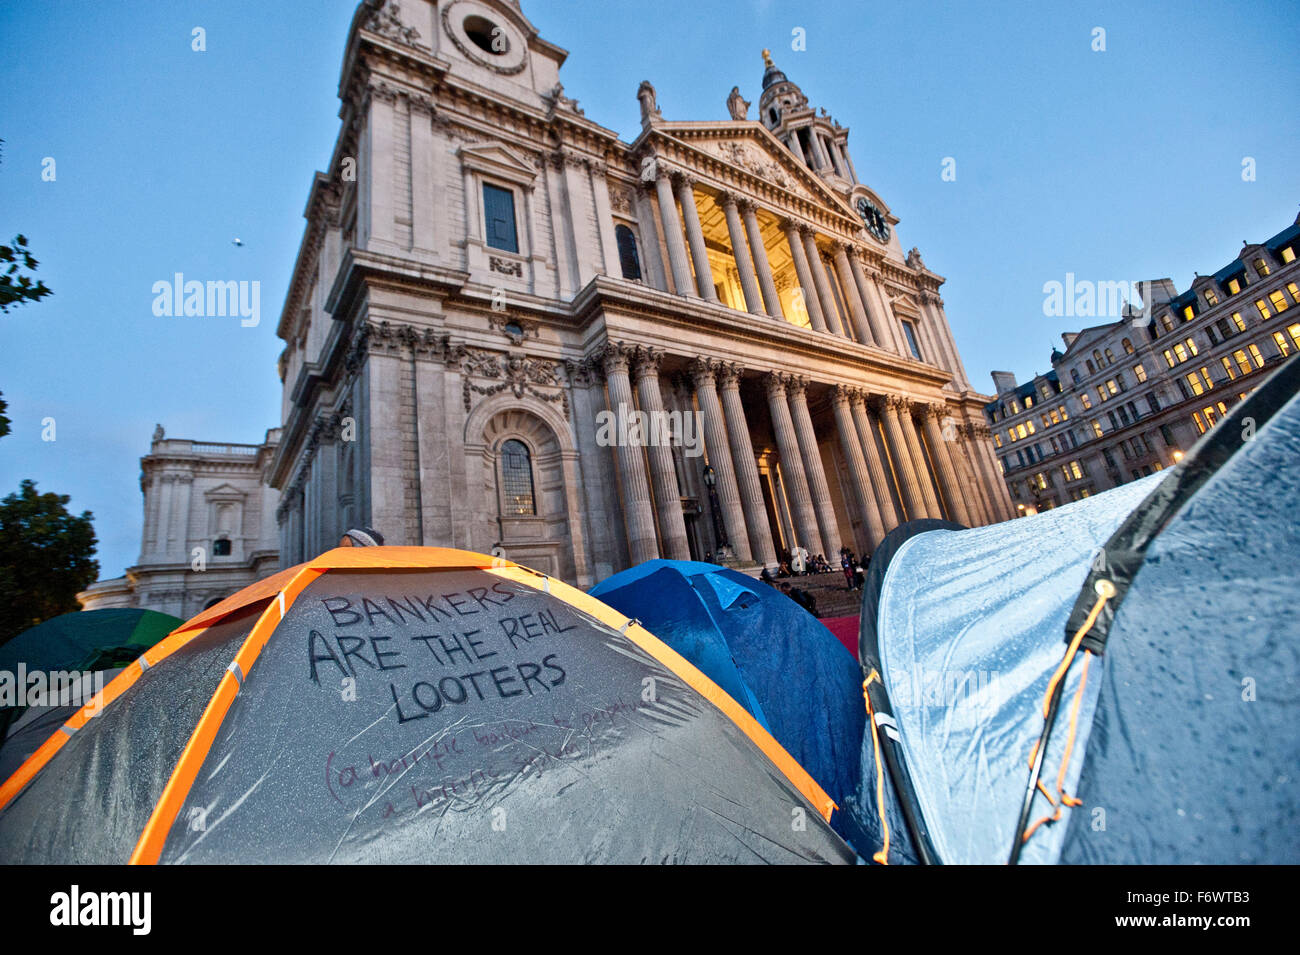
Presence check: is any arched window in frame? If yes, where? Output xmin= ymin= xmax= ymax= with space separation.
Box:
xmin=1104 ymin=347 xmax=1115 ymax=364
xmin=1122 ymin=337 xmax=1134 ymax=354
xmin=500 ymin=439 xmax=536 ymax=515
xmin=1093 ymin=349 xmax=1103 ymax=367
xmin=615 ymin=224 xmax=641 ymax=280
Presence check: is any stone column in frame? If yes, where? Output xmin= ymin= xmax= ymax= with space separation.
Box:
xmin=832 ymin=242 xmax=872 ymax=344
xmin=832 ymin=386 xmax=885 ymax=550
xmin=899 ymin=399 xmax=944 ymax=518
xmin=718 ymin=364 xmax=777 ymax=566
xmin=787 ymin=377 xmax=843 ymax=555
xmin=926 ymin=293 xmax=972 ymax=390
xmin=157 ymin=474 xmax=176 ymax=561
xmin=363 ymin=84 xmax=398 ymax=252
xmin=689 ymin=359 xmax=753 ymax=562
xmin=720 ymin=193 xmax=763 ymax=316
xmin=409 ymin=98 xmax=437 ymax=258
xmin=875 ymin=396 xmax=929 ymax=521
xmin=654 ymin=170 xmax=695 ymax=297
xmin=971 ymin=423 xmax=1016 ymax=521
xmin=802 ymin=230 xmax=846 ymax=336
xmin=787 ymin=133 xmax=807 ymax=165
xmin=920 ymin=404 xmax=973 ymax=526
xmin=950 ymin=428 xmax=993 ymax=526
xmin=847 ymin=251 xmax=885 ymax=347
xmin=601 ymin=344 xmax=659 ymax=563
xmin=741 ymin=201 xmax=784 ymax=318
xmin=675 ymin=174 xmax=717 ymax=301
xmin=634 ymin=183 xmax=668 ymax=291
xmin=766 ymin=373 xmax=824 ymax=556
xmin=865 ymin=268 xmax=905 ymax=355
xmin=634 ymin=347 xmax=690 ymax=559
xmin=780 ymin=219 xmax=826 ymax=331
xmin=173 ymin=473 xmax=193 ymax=562
xmin=850 ymin=392 xmax=901 ymax=533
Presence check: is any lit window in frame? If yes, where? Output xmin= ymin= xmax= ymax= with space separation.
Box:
xmin=1199 ymin=367 xmax=1213 ymax=391
xmin=1059 ymin=404 xmax=1069 ymax=421
xmin=1026 ymin=420 xmax=1036 ymax=434
xmin=1134 ymin=363 xmax=1147 ymax=383
xmin=1203 ymin=405 xmax=1219 ymax=427
xmin=1161 ymin=313 xmax=1175 ymax=332
xmin=1186 ymin=372 xmax=1204 ymax=397
xmin=1254 ymin=257 xmax=1270 ymax=278
xmin=1193 ymin=412 xmax=1207 ymax=435
xmin=1283 ymin=247 xmax=1297 ymax=264
xmin=1010 ymin=399 xmax=1020 ymax=414
xmin=1080 ymin=393 xmax=1092 ymax=410
xmin=1205 ymin=289 xmax=1219 ymax=306
xmin=1255 ymin=299 xmax=1271 ymax=320
xmin=1274 ymin=331 xmax=1291 ymax=357
xmin=1289 ymin=283 xmax=1300 ymax=306
xmin=1105 ymin=347 xmax=1115 ymax=363
xmin=1025 ymin=394 xmax=1034 ymax=408
xmin=1173 ymin=343 xmax=1188 ymax=363
xmin=1091 ymin=419 xmax=1103 ymax=438
xmin=1269 ymin=290 xmax=1289 ymax=314
xmin=1185 ymin=337 xmax=1198 ymax=356
xmin=1122 ymin=338 xmax=1134 ymax=354
xmin=1248 ymin=344 xmax=1265 ymax=368
xmin=1163 ymin=349 xmax=1175 ymax=369
xmin=1041 ymin=413 xmax=1051 ymax=429
xmin=1221 ymin=356 xmax=1236 ymax=380
xmin=1097 ymin=385 xmax=1107 ymax=403
xmin=1105 ymin=379 xmax=1118 ymax=396
xmin=1227 ymin=278 xmax=1242 ymax=295
xmin=994 ymin=433 xmax=1003 ymax=448
xmin=1231 ymin=312 xmax=1247 ymax=332
xmin=1182 ymin=306 xmax=1195 ymax=322
xmin=1288 ymin=323 xmax=1300 ymax=352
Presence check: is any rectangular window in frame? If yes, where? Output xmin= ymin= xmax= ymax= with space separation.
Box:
xmin=1255 ymin=299 xmax=1271 ymax=320
xmin=902 ymin=322 xmax=923 ymax=361
xmin=1216 ymin=318 xmax=1233 ymax=339
xmin=1221 ymin=356 xmax=1236 ymax=380
xmin=1186 ymin=372 xmax=1204 ymax=396
xmin=1231 ymin=311 xmax=1247 ymax=332
xmin=1134 ymin=363 xmax=1147 ymax=383
xmin=1254 ymin=257 xmax=1271 ymax=278
xmin=1159 ymin=424 xmax=1176 ymax=447
xmin=1269 ymin=290 xmax=1289 ymax=314
xmin=1227 ymin=277 xmax=1242 ymax=296
xmin=1185 ymin=337 xmax=1198 ymax=356
xmin=1163 ymin=349 xmax=1176 ymax=369
xmin=1231 ymin=349 xmax=1252 ymax=375
xmin=1148 ymin=394 xmax=1161 ymax=414
xmin=1288 ymin=323 xmax=1300 ymax=352
xmin=1173 ymin=343 xmax=1188 ymax=363
xmin=1248 ymin=344 xmax=1265 ymax=368
xmin=1274 ymin=331 xmax=1290 ymax=357
xmin=1182 ymin=305 xmax=1195 ymax=322
xmin=1283 ymin=247 xmax=1297 ymax=264
xmin=1198 ymin=367 xmax=1214 ymax=391
xmin=1289 ymin=282 xmax=1300 ymax=306
xmin=1205 ymin=289 xmax=1219 ymax=306
xmin=1193 ymin=412 xmax=1207 ymax=435
xmin=1080 ymin=392 xmax=1092 ymax=410
xmin=482 ymin=183 xmax=519 ymax=253
xmin=1091 ymin=419 xmax=1103 ymax=439
xmin=1059 ymin=404 xmax=1069 ymax=421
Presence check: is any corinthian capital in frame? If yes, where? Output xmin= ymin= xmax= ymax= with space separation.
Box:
xmin=597 ymin=341 xmax=634 ymax=376
xmin=687 ymin=356 xmax=720 ymax=386
xmin=717 ymin=362 xmax=744 ymax=389
xmin=763 ymin=370 xmax=789 ymax=398
xmin=632 ymin=345 xmax=664 ymax=380
xmin=785 ymin=374 xmax=809 ymax=399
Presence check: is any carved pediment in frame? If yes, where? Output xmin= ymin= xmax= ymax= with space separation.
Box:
xmin=457 ymin=142 xmax=539 ymax=185
xmin=655 ymin=123 xmax=854 ymax=219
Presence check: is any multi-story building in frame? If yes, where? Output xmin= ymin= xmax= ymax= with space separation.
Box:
xmin=77 ymin=428 xmax=282 ymax=617
xmin=988 ymin=211 xmax=1300 ymax=514
xmin=266 ymin=0 xmax=1014 ymax=588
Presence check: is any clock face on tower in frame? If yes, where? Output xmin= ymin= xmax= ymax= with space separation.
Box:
xmin=857 ymin=196 xmax=890 ymax=243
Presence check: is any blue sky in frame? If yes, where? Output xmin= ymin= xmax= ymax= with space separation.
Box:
xmin=2 ymin=0 xmax=1297 ymax=581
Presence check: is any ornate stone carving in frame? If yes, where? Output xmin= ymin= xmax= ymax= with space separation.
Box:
xmin=542 ymin=82 xmax=584 ymax=116
xmin=632 ymin=346 xmax=664 ymax=380
xmin=687 ymin=356 xmax=720 ymax=386
xmin=906 ymin=247 xmax=927 ymax=271
xmin=489 ymin=255 xmax=523 ymax=277
xmin=764 ymin=370 xmax=790 ymax=397
xmin=717 ymin=362 xmax=744 ymax=390
xmin=461 ymin=350 xmax=567 ymax=414
xmin=608 ymin=185 xmax=635 ymax=215
xmin=713 ymin=141 xmax=791 ymax=189
xmin=596 ymin=341 xmax=634 ymax=376
xmin=785 ymin=374 xmax=809 ymax=399
xmin=441 ymin=4 xmax=526 ymax=74
xmin=363 ymin=0 xmax=423 ymax=47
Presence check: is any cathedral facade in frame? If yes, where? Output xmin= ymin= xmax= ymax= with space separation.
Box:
xmin=269 ymin=0 xmax=1013 ymax=589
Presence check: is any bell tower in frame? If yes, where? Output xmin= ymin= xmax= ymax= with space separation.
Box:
xmin=757 ymin=50 xmax=857 ymax=193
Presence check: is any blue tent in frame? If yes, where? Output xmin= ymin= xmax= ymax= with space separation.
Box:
xmin=590 ymin=560 xmax=865 ymax=842
xmin=853 ymin=356 xmax=1300 ymax=864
